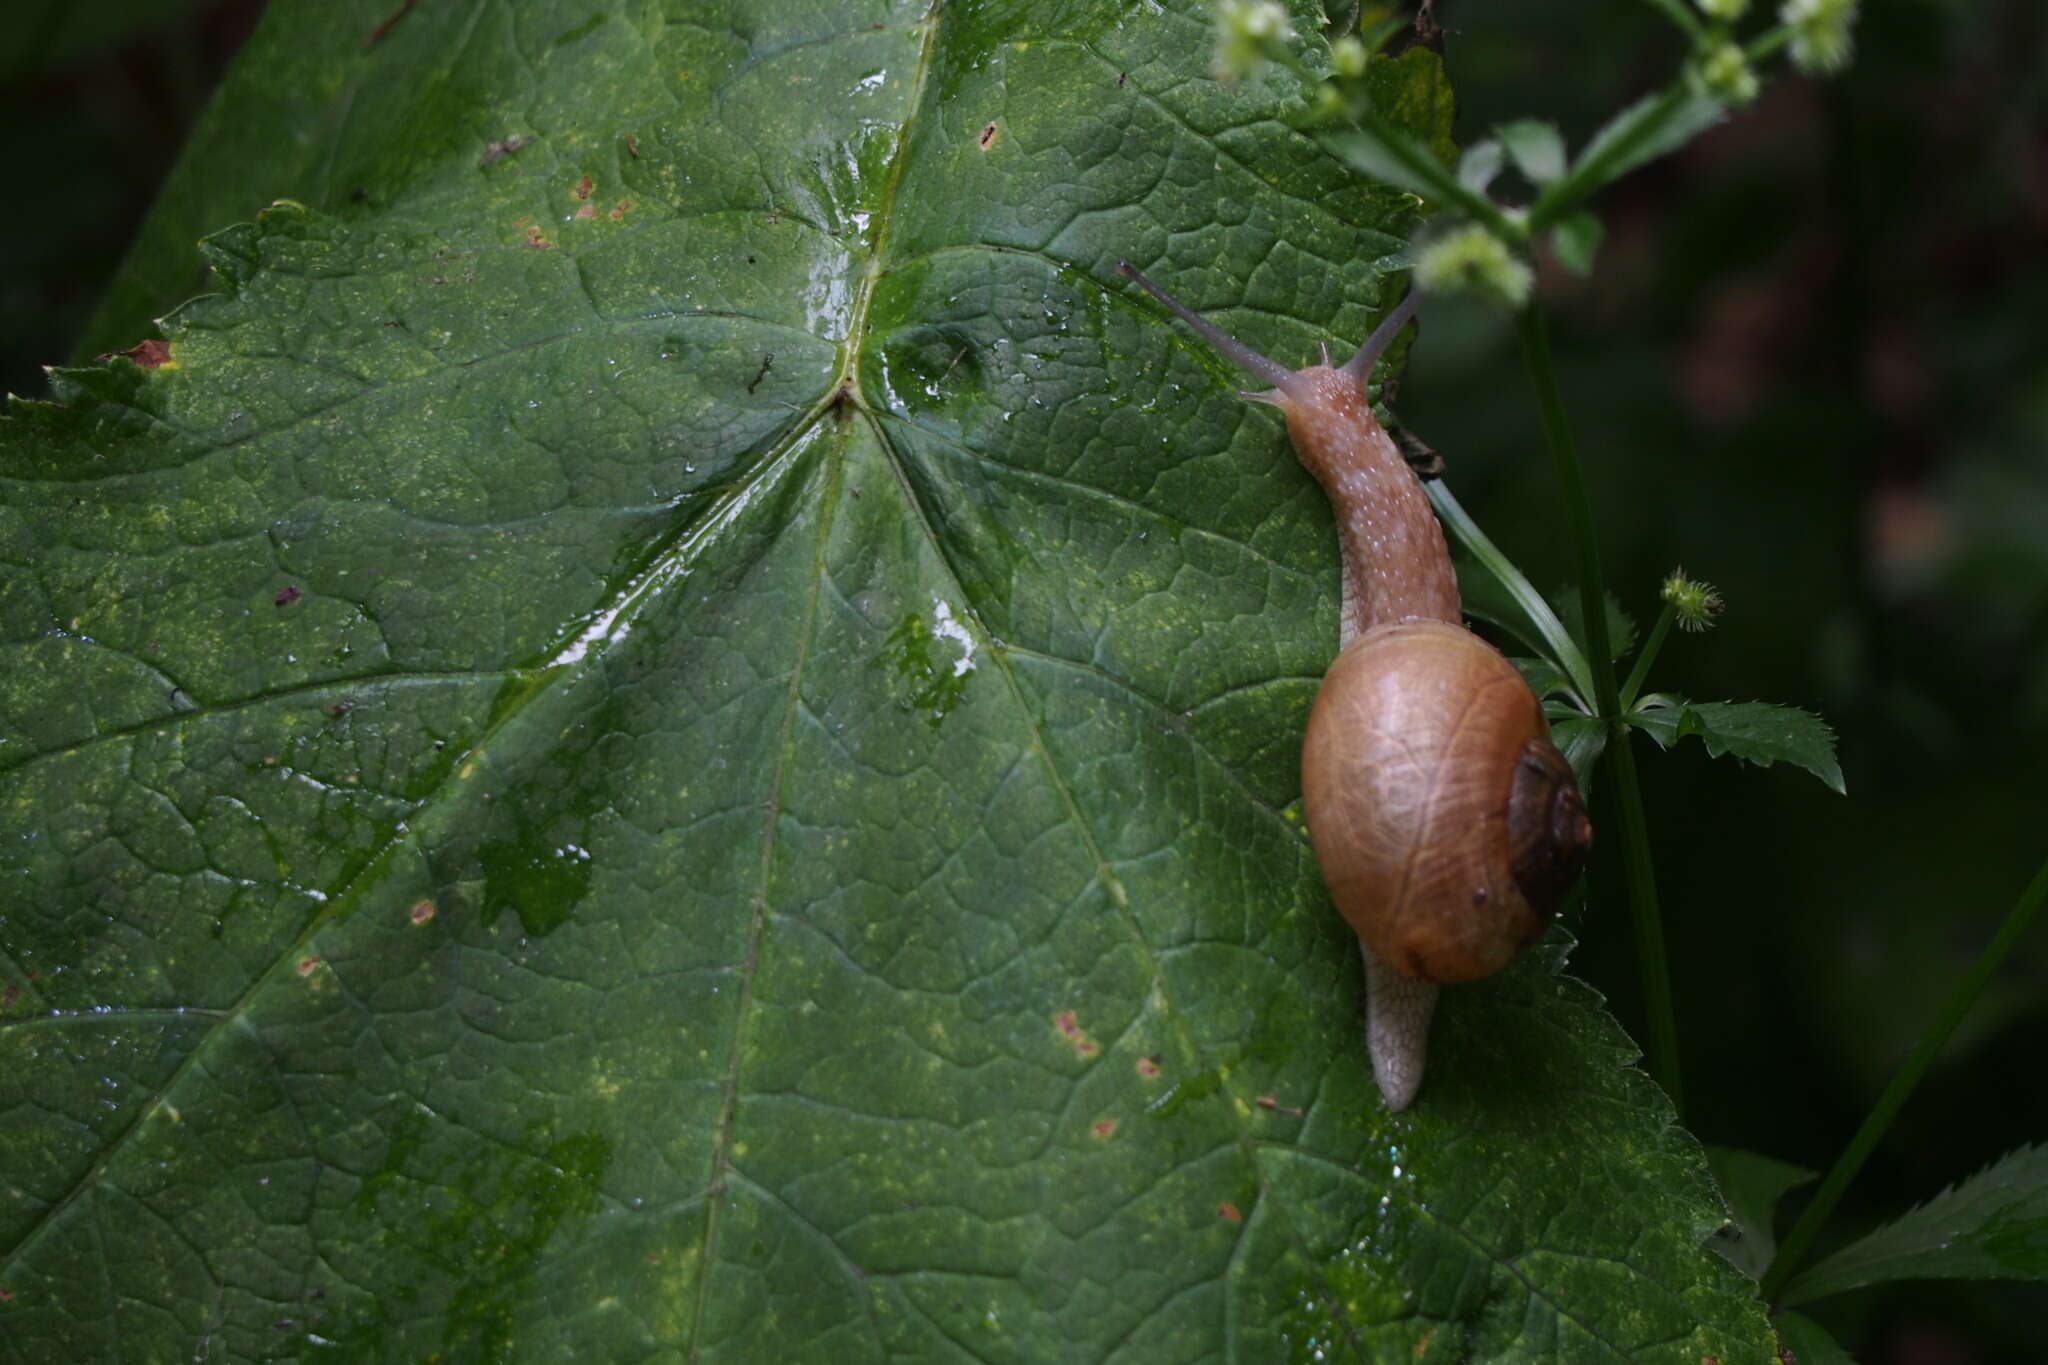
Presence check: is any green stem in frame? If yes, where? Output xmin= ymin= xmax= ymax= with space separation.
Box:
xmin=1620 ymin=604 xmax=1677 ymax=712
xmin=1746 ymin=24 xmax=1794 ymax=62
xmin=1762 ymin=851 xmax=2048 ymax=1304
xmin=1635 ymin=0 xmax=1707 ymax=43
xmin=1514 ymin=302 xmax=1683 ymax=1112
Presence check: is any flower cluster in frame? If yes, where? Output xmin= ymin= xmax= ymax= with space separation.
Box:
xmin=1414 ymin=224 xmax=1534 ymax=308
xmin=1661 ymin=570 xmax=1727 ymax=632
xmin=1696 ymin=42 xmax=1760 ymax=105
xmin=1214 ymin=0 xmax=1293 ymax=83
xmin=1782 ymin=0 xmax=1859 ymax=75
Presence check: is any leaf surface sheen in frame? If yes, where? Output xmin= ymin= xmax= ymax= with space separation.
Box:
xmin=1 ymin=1 xmax=1773 ymax=1360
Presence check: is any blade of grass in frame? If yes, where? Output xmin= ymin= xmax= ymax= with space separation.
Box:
xmin=1426 ymin=479 xmax=1595 ymax=705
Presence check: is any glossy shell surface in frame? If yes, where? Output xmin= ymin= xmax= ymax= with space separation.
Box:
xmin=1300 ymin=620 xmax=1588 ymax=984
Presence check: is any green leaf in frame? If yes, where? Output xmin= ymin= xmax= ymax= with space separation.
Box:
xmin=1458 ymin=138 xmax=1505 ymax=194
xmin=1705 ymin=1146 xmax=1818 ymax=1281
xmin=1495 ymin=118 xmax=1566 ymax=185
xmin=1773 ymin=1311 xmax=1859 ymax=1365
xmin=1549 ymin=209 xmax=1606 ymax=276
xmin=1553 ymin=583 xmax=1638 ymax=661
xmin=1533 ymin=87 xmax=1726 ymax=227
xmin=1628 ymin=699 xmax=1847 ymax=794
xmin=1508 ymin=654 xmax=1573 ymax=703
xmin=0 ymin=2 xmax=1773 ymax=1359
xmin=1785 ymin=1145 xmax=2048 ymax=1305
xmin=1549 ymin=714 xmax=1608 ymax=793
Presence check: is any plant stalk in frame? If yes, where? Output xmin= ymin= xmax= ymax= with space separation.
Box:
xmin=1514 ymin=302 xmax=1683 ymax=1113
xmin=1761 ymin=852 xmax=2048 ymax=1304
xmin=1620 ymin=604 xmax=1677 ymax=711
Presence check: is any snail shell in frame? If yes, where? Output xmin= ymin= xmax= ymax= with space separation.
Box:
xmin=1303 ymin=620 xmax=1591 ymax=985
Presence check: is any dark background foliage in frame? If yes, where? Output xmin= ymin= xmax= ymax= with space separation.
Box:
xmin=5 ymin=1 xmax=2044 ymax=1359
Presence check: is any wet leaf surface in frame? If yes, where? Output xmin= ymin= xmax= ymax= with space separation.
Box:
xmin=3 ymin=1 xmax=1774 ymax=1359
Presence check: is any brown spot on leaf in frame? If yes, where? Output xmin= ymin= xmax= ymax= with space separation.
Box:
xmin=574 ymin=174 xmax=593 ymax=200
xmin=297 ymin=957 xmax=322 ymax=977
xmin=481 ymin=136 xmax=532 ymax=167
xmin=1217 ymin=1202 xmax=1242 ymax=1222
xmin=1135 ymin=1056 xmax=1161 ymax=1080
xmin=978 ymin=121 xmax=999 ymax=151
xmin=410 ymin=900 xmax=436 ymax=926
xmin=1256 ymin=1095 xmax=1305 ymax=1118
xmin=274 ymin=585 xmax=301 ymax=607
xmin=1415 ymin=1328 xmax=1434 ymax=1358
xmin=1090 ymin=1119 xmax=1117 ymax=1139
xmin=609 ymin=199 xmax=631 ymax=221
xmin=1053 ymin=1010 xmax=1099 ymax=1059
xmin=1 ymin=985 xmax=18 ymax=1009
xmin=573 ymin=204 xmax=597 ymax=219
xmin=0 ymin=1286 xmax=13 ymax=1303
xmin=624 ymin=133 xmax=641 ymax=158
xmin=523 ymin=224 xmax=551 ymax=249
xmin=102 ymin=338 xmax=172 ymax=368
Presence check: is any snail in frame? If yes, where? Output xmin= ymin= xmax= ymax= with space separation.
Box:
xmin=1116 ymin=262 xmax=1592 ymax=1111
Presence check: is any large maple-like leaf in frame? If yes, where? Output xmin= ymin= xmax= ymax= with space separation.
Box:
xmin=1 ymin=1 xmax=1775 ymax=1359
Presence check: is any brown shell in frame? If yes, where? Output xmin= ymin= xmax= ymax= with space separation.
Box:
xmin=1300 ymin=620 xmax=1592 ymax=984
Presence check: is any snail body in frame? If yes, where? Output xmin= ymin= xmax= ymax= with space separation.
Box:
xmin=1117 ymin=262 xmax=1591 ymax=1110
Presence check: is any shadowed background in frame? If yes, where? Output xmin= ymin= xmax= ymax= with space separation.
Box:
xmin=5 ymin=1 xmax=2044 ymax=1358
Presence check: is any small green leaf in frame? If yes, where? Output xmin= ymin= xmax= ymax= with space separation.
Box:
xmin=1508 ymin=654 xmax=1573 ymax=703
xmin=1534 ymin=87 xmax=1726 ymax=226
xmin=1705 ymin=1146 xmax=1817 ymax=1281
xmin=1627 ymin=699 xmax=1846 ymax=794
xmin=1495 ymin=118 xmax=1566 ymax=185
xmin=1773 ymin=1312 xmax=1858 ymax=1365
xmin=1549 ymin=714 xmax=1607 ymax=792
xmin=1553 ymin=584 xmax=1637 ymax=661
xmin=1458 ymin=138 xmax=1505 ymax=193
xmin=1785 ymin=1145 xmax=2048 ymax=1304
xmin=1323 ymin=121 xmax=1485 ymax=218
xmin=1549 ymin=210 xmax=1605 ymax=276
